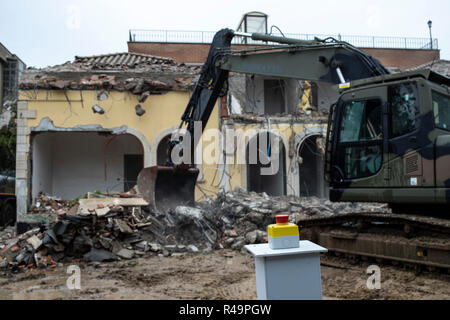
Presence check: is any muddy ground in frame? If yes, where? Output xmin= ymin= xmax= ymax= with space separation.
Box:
xmin=0 ymin=250 xmax=448 ymax=300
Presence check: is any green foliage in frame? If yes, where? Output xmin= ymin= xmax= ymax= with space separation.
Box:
xmin=69 ymin=197 xmax=80 ymax=208
xmin=0 ymin=122 xmax=16 ymax=172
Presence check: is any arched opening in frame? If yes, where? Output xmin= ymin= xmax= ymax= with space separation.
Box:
xmin=156 ymin=134 xmax=172 ymax=166
xmin=246 ymin=132 xmax=286 ymax=196
xmin=298 ymin=135 xmax=327 ymax=198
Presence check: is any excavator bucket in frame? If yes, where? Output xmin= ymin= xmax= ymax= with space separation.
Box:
xmin=137 ymin=166 xmax=199 ymax=214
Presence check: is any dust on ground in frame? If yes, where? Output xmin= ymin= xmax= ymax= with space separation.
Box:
xmin=0 ymin=250 xmax=448 ymax=300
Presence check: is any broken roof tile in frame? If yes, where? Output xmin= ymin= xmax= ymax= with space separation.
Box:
xmin=20 ymin=52 xmax=201 ymax=93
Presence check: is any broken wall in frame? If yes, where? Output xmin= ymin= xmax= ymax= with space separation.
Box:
xmin=32 ymin=133 xmax=54 ymax=197
xmin=32 ymin=132 xmax=142 ymax=200
xmin=17 ymin=88 xmax=222 ymax=223
xmin=223 ymin=72 xmax=332 ymax=198
xmin=219 ymin=120 xmax=327 ymax=198
xmin=228 ymin=74 xmax=335 ymax=116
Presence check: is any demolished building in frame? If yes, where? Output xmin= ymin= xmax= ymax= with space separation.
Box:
xmin=16 ymin=52 xmax=222 ymax=231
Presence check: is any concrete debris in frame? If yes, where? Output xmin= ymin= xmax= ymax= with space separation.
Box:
xmin=187 ymin=245 xmax=199 ymax=253
xmin=84 ymin=248 xmax=116 ymax=262
xmin=190 ymin=187 xmax=388 ymax=251
xmin=95 ymin=207 xmax=110 ymax=217
xmin=116 ymin=248 xmax=135 ymax=260
xmin=31 ymin=193 xmax=71 ymax=215
xmin=0 ymin=190 xmax=153 ymax=270
xmin=114 ymin=219 xmax=134 ymax=234
xmin=138 ymin=91 xmax=150 ymax=103
xmin=1 ymin=186 xmax=389 ymax=271
xmin=26 ymin=235 xmax=42 ymax=250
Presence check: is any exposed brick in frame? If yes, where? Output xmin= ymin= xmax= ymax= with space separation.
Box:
xmin=362 ymin=48 xmax=440 ymax=71
xmin=128 ymin=42 xmax=440 ymax=71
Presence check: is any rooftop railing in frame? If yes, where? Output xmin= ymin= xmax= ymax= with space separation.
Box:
xmin=129 ymin=29 xmax=438 ymax=50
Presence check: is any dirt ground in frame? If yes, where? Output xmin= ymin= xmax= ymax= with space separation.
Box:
xmin=0 ymin=250 xmax=449 ymax=300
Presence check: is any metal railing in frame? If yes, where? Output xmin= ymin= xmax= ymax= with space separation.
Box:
xmin=129 ymin=29 xmax=438 ymax=50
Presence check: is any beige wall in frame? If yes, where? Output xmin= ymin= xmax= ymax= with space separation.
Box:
xmin=19 ymin=89 xmax=221 ymax=201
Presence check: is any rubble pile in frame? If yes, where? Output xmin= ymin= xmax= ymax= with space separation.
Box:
xmin=30 ymin=193 xmax=72 ymax=215
xmin=0 ymin=191 xmax=211 ymax=270
xmin=194 ymin=187 xmax=390 ymax=250
xmin=1 ymin=187 xmax=389 ymax=270
xmin=1 ymin=196 xmax=152 ymax=270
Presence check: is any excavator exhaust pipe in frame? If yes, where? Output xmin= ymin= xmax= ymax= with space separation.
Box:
xmin=137 ymin=166 xmax=199 ymax=214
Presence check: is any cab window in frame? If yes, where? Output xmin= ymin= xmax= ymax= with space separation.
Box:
xmin=389 ymin=82 xmax=420 ymax=137
xmin=338 ymin=99 xmax=383 ymax=179
xmin=432 ymin=91 xmax=450 ymax=131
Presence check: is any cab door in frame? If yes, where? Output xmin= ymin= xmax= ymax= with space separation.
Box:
xmin=331 ymin=86 xmax=388 ymax=200
xmin=386 ymin=81 xmax=424 ymax=188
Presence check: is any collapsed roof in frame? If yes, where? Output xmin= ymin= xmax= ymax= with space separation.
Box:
xmin=20 ymin=52 xmax=202 ymax=94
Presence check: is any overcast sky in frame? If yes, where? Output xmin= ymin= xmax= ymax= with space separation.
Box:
xmin=1 ymin=0 xmax=449 ymax=68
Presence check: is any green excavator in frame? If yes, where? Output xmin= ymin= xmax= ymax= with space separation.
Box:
xmin=137 ymin=29 xmax=449 ymax=269
xmin=138 ymin=28 xmax=449 ymax=213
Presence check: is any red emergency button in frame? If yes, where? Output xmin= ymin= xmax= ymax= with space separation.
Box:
xmin=276 ymin=215 xmax=289 ymax=224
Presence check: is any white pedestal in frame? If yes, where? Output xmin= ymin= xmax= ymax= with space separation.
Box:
xmin=245 ymin=240 xmax=327 ymax=300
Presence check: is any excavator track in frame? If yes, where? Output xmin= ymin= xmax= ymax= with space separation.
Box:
xmin=297 ymin=212 xmax=450 ymax=272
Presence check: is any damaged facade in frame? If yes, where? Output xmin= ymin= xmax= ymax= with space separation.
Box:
xmin=220 ymin=73 xmax=331 ymax=199
xmin=128 ymin=26 xmax=442 ymax=201
xmin=16 ymin=52 xmax=221 ymax=230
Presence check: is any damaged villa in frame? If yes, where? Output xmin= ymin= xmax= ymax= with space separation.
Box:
xmin=16 ymin=51 xmax=339 ymax=231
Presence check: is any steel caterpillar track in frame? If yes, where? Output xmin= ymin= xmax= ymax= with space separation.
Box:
xmin=297 ymin=212 xmax=450 ymax=272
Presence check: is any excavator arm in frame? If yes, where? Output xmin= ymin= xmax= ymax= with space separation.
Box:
xmin=219 ymin=42 xmax=388 ymax=84
xmin=175 ymin=29 xmax=388 ymax=164
xmin=180 ymin=30 xmax=388 ymax=147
